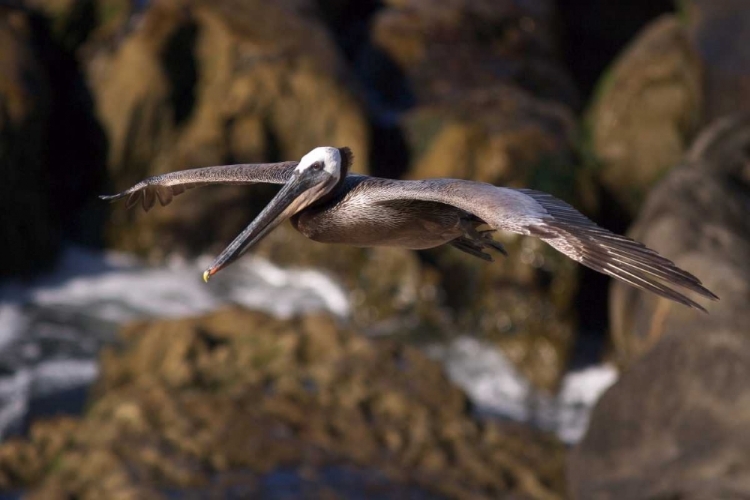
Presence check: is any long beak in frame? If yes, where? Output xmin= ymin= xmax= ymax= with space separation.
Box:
xmin=202 ymin=171 xmax=325 ymax=281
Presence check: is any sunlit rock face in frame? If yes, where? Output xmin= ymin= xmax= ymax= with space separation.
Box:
xmin=84 ymin=0 xmax=370 ymax=258
xmin=583 ymin=14 xmax=703 ymax=219
xmin=0 ymin=308 xmax=567 ymax=499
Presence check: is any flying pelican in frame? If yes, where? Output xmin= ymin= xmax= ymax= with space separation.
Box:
xmin=101 ymin=147 xmax=718 ymax=311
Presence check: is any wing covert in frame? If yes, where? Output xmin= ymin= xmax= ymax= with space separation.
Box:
xmin=353 ymin=176 xmax=718 ymax=310
xmin=100 ymin=161 xmax=299 ymax=212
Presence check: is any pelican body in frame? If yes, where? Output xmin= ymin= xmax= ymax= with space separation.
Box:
xmin=101 ymin=147 xmax=718 ymax=311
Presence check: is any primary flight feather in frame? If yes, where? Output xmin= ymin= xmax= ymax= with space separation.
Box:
xmin=101 ymin=147 xmax=718 ymax=311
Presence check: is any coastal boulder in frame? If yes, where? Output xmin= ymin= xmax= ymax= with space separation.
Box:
xmin=365 ymin=0 xmax=577 ymax=108
xmin=569 ymin=115 xmax=750 ymax=499
xmin=609 ymin=114 xmax=750 ymax=365
xmin=583 ymin=14 xmax=703 ymax=218
xmin=569 ymin=328 xmax=750 ymax=500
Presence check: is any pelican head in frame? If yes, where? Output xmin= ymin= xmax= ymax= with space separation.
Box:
xmin=203 ymin=147 xmax=347 ymax=281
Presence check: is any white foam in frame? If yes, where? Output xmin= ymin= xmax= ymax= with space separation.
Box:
xmin=12 ymin=246 xmax=349 ymax=324
xmin=426 ymin=336 xmax=533 ymax=422
xmin=555 ymin=363 xmax=618 ymax=443
xmin=233 ymin=258 xmax=350 ymax=318
xmin=0 ymin=370 xmax=31 ymax=438
xmin=427 ymin=336 xmax=617 ymax=444
xmin=31 ymin=360 xmax=100 ymax=397
xmin=32 ymin=265 xmax=222 ymax=321
xmin=0 ymin=305 xmax=27 ymax=352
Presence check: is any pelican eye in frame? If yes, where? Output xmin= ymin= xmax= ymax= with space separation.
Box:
xmin=311 ymin=161 xmax=323 ymax=171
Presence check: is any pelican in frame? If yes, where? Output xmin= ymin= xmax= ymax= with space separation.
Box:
xmin=101 ymin=147 xmax=718 ymax=311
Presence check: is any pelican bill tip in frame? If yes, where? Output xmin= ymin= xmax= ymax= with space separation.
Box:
xmin=202 ymin=270 xmax=211 ymax=283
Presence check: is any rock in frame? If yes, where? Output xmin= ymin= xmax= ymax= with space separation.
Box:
xmin=403 ymin=85 xmax=577 ymax=190
xmin=569 ymin=115 xmax=750 ymax=499
xmin=0 ymin=308 xmax=566 ymax=499
xmin=568 ymin=328 xmax=750 ymax=500
xmin=365 ymin=0 xmax=578 ymax=108
xmin=87 ymin=0 xmax=370 ymax=258
xmin=583 ymin=14 xmax=703 ymax=218
xmin=682 ymin=0 xmax=750 ymax=120
xmin=609 ymin=114 xmax=750 ymax=365
xmin=0 ymin=14 xmax=60 ymax=277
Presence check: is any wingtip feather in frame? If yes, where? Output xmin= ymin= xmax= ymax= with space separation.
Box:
xmin=520 ymin=189 xmax=719 ymax=311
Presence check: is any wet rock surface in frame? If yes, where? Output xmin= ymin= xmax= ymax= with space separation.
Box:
xmin=569 ymin=115 xmax=750 ymax=499
xmin=0 ymin=308 xmax=566 ymax=499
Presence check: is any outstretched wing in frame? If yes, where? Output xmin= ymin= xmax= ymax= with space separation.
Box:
xmin=356 ymin=176 xmax=718 ymax=311
xmin=100 ymin=161 xmax=299 ymax=212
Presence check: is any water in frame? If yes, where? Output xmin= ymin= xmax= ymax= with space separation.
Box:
xmin=427 ymin=338 xmax=617 ymax=443
xmin=0 ymin=245 xmax=616 ymax=444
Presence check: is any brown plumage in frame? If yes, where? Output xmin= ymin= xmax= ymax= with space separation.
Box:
xmin=101 ymin=147 xmax=718 ymax=311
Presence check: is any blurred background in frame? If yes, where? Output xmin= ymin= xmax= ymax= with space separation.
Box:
xmin=0 ymin=0 xmax=749 ymax=498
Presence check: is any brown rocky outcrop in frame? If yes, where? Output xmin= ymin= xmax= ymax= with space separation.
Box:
xmin=0 ymin=308 xmax=566 ymax=499
xmin=88 ymin=0 xmax=370 ymax=258
xmin=367 ymin=0 xmax=577 ymax=108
